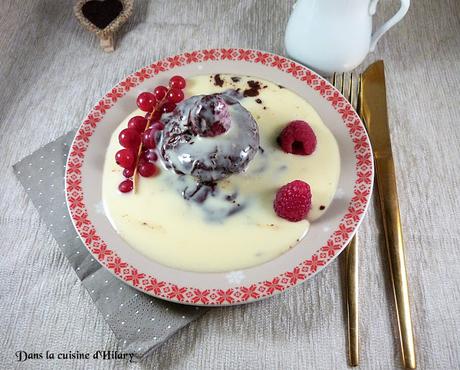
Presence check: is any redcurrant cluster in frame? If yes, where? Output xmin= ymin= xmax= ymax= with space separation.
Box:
xmin=115 ymin=75 xmax=187 ymax=193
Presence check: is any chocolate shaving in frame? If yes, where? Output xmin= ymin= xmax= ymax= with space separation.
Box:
xmin=243 ymin=80 xmax=262 ymax=97
xmin=213 ymin=74 xmax=225 ymax=87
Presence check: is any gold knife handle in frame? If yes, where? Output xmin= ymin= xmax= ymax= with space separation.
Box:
xmin=346 ymin=235 xmax=359 ymax=367
xmin=375 ymin=157 xmax=416 ymax=369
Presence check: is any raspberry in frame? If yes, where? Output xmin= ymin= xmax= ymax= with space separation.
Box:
xmin=277 ymin=120 xmax=317 ymax=155
xmin=274 ymin=180 xmax=312 ymax=222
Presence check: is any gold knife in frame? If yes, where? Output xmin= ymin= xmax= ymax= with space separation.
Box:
xmin=360 ymin=61 xmax=416 ymax=369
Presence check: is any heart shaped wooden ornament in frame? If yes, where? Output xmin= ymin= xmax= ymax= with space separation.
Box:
xmin=74 ymin=0 xmax=133 ymax=52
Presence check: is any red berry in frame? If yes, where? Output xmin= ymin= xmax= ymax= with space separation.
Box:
xmin=142 ymin=128 xmax=156 ymax=149
xmin=118 ymin=128 xmax=141 ymax=149
xmin=119 ymin=179 xmax=133 ymax=193
xmin=123 ymin=167 xmax=135 ymax=178
xmin=161 ymin=102 xmax=176 ymax=113
xmin=154 ymin=85 xmax=168 ymax=100
xmin=274 ymin=180 xmax=312 ymax=222
xmin=128 ymin=116 xmax=148 ymax=133
xmin=169 ymin=75 xmax=186 ymax=89
xmin=138 ymin=162 xmax=158 ymax=177
xmin=115 ymin=149 xmax=136 ymax=169
xmin=278 ymin=120 xmax=317 ymax=155
xmin=141 ymin=149 xmax=158 ymax=163
xmin=136 ymin=92 xmax=156 ymax=112
xmin=166 ymin=88 xmax=184 ymax=103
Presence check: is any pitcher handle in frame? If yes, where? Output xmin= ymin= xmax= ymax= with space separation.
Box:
xmin=369 ymin=0 xmax=410 ymax=52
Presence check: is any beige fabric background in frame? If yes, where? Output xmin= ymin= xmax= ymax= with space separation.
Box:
xmin=1 ymin=0 xmax=459 ymax=369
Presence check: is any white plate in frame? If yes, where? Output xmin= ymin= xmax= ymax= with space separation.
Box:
xmin=65 ymin=49 xmax=373 ymax=306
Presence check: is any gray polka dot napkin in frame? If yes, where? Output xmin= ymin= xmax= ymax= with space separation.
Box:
xmin=13 ymin=131 xmax=208 ymax=359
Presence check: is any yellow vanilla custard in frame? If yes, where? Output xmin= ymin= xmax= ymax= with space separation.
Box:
xmin=102 ymin=74 xmax=340 ymax=272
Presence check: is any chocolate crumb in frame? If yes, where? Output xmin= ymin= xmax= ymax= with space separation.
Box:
xmin=255 ymin=98 xmax=262 ymax=104
xmin=225 ymin=193 xmax=237 ymax=202
xmin=231 ymin=76 xmax=241 ymax=82
xmin=319 ymin=205 xmax=326 ymax=210
xmin=278 ymin=84 xmax=285 ymax=89
xmin=213 ymin=74 xmax=224 ymax=87
xmin=243 ymin=80 xmax=262 ymax=97
xmin=263 ymin=106 xmax=267 ymax=110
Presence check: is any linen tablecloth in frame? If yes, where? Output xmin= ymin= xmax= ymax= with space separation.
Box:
xmin=1 ymin=0 xmax=459 ymax=369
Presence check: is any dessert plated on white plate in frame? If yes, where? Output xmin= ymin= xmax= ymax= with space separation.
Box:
xmin=102 ymin=74 xmax=340 ymax=272
xmin=66 ymin=49 xmax=373 ymax=305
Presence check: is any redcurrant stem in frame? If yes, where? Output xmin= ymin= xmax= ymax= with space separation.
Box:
xmin=132 ymin=91 xmax=171 ymax=193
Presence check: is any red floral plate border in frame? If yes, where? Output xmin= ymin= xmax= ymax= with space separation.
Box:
xmin=65 ymin=49 xmax=373 ymax=305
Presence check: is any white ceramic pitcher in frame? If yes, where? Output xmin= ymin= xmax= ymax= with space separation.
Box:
xmin=285 ymin=0 xmax=410 ymax=75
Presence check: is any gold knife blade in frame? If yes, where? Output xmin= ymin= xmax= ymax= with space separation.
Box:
xmin=360 ymin=61 xmax=416 ymax=369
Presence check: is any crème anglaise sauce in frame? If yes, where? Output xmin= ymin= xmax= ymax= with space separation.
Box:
xmin=102 ymin=75 xmax=340 ymax=272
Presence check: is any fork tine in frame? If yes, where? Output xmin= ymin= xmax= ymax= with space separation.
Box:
xmin=337 ymin=72 xmax=342 ymax=95
xmin=334 ymin=72 xmax=342 ymax=95
xmin=349 ymin=73 xmax=360 ymax=111
xmin=344 ymin=72 xmax=352 ymax=103
xmin=348 ymin=73 xmax=353 ymax=103
xmin=354 ymin=73 xmax=361 ymax=114
xmin=332 ymin=72 xmax=344 ymax=96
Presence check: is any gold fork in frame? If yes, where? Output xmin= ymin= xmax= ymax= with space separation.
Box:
xmin=332 ymin=72 xmax=360 ymax=367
